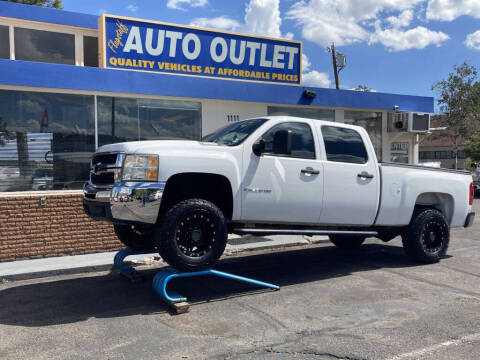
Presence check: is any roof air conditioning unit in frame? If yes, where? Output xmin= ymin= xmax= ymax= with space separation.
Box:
xmin=408 ymin=113 xmax=430 ymax=133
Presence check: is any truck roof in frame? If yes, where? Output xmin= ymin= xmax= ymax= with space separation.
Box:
xmin=247 ymin=115 xmax=362 ymax=131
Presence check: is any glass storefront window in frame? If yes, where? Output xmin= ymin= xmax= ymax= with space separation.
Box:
xmin=83 ymin=36 xmax=98 ymax=67
xmin=344 ymin=111 xmax=382 ymax=161
xmin=0 ymin=90 xmax=94 ymax=192
xmin=268 ymin=106 xmax=334 ymax=121
xmin=97 ymin=97 xmax=202 ymax=147
xmin=0 ymin=25 xmax=9 ymax=59
xmin=421 ymin=151 xmax=437 ymax=160
xmin=14 ymin=27 xmax=75 ymax=65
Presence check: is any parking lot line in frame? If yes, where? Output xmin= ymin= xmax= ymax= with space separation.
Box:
xmin=386 ymin=332 xmax=480 ymax=360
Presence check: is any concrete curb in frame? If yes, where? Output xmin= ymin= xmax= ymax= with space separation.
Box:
xmin=225 ymin=236 xmax=330 ymax=254
xmin=0 ymin=264 xmax=116 ymax=282
xmin=0 ymin=236 xmax=330 ymax=281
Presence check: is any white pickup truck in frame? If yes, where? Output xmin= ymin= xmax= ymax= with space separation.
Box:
xmin=83 ymin=116 xmax=475 ymax=271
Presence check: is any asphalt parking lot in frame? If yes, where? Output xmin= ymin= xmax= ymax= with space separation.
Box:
xmin=1 ymin=203 xmax=480 ymax=360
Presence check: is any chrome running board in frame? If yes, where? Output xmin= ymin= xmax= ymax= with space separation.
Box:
xmin=232 ymin=228 xmax=378 ymax=236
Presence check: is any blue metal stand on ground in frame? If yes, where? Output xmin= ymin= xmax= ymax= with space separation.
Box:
xmin=113 ymin=248 xmax=152 ymax=281
xmin=113 ymin=248 xmax=280 ymax=314
xmin=152 ymin=268 xmax=280 ymax=302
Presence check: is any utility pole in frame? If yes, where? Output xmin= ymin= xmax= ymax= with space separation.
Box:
xmin=327 ymin=43 xmax=346 ymax=90
xmin=331 ymin=44 xmax=340 ymax=89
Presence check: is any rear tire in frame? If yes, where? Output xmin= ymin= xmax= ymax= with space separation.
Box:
xmin=402 ymin=208 xmax=449 ymax=263
xmin=113 ymin=224 xmax=155 ymax=252
xmin=329 ymin=235 xmax=365 ymax=249
xmin=155 ymin=199 xmax=228 ymax=272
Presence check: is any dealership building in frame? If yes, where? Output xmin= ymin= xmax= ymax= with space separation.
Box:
xmin=0 ymin=2 xmax=434 ymax=261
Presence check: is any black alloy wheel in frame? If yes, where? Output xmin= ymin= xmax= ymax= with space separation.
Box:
xmin=156 ymin=199 xmax=228 ymax=272
xmin=421 ymin=221 xmax=446 ymax=254
xmin=175 ymin=209 xmax=217 ymax=258
xmin=402 ymin=208 xmax=450 ymax=263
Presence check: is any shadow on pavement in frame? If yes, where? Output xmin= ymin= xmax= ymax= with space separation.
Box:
xmin=0 ymin=242 xmax=418 ymax=327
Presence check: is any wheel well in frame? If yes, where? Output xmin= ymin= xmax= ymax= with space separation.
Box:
xmin=159 ymin=173 xmax=233 ymax=219
xmin=413 ymin=192 xmax=454 ymax=225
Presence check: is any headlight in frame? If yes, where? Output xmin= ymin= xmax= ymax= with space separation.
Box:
xmin=122 ymin=154 xmax=159 ymax=181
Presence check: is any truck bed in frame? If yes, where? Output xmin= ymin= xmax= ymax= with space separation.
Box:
xmin=375 ymin=163 xmax=472 ymax=227
xmin=380 ymin=162 xmax=471 ymax=175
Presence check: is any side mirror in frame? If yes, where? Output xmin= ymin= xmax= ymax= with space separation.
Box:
xmin=252 ymin=139 xmax=265 ymax=156
xmin=273 ymin=129 xmax=292 ymax=155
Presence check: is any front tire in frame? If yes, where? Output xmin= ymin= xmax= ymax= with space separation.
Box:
xmin=402 ymin=208 xmax=449 ymax=263
xmin=155 ymin=199 xmax=228 ymax=272
xmin=113 ymin=224 xmax=155 ymax=252
xmin=329 ymin=235 xmax=365 ymax=249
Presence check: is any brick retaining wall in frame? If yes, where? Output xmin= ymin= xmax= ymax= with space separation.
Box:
xmin=0 ymin=192 xmax=122 ymax=262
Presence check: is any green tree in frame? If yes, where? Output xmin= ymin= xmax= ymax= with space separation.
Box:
xmin=432 ymin=62 xmax=480 ymax=168
xmin=2 ymin=0 xmax=63 ymax=9
xmin=464 ymin=136 xmax=480 ymax=162
xmin=354 ymin=85 xmax=373 ymax=92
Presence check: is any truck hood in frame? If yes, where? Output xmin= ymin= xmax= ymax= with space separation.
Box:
xmin=96 ymin=140 xmax=220 ymax=154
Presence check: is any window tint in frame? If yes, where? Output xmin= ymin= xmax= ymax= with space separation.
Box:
xmin=261 ymin=122 xmax=315 ymax=159
xmin=14 ymin=28 xmax=75 ymax=65
xmin=202 ymin=118 xmax=267 ymax=146
xmin=322 ymin=126 xmax=368 ymax=164
xmin=97 ymin=97 xmax=201 ymax=146
xmin=344 ymin=111 xmax=382 ymax=161
xmin=0 ymin=25 xmax=9 ymax=59
xmin=83 ymin=36 xmax=98 ymax=67
xmin=0 ymin=89 xmax=95 ymax=192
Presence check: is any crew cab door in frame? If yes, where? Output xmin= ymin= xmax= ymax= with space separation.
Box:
xmin=241 ymin=121 xmax=323 ymax=224
xmin=317 ymin=124 xmax=379 ymax=225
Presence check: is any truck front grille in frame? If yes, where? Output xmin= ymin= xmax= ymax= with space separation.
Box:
xmin=90 ymin=152 xmax=121 ymax=187
xmin=92 ymin=153 xmax=118 ymax=165
xmin=91 ymin=172 xmax=115 ymax=186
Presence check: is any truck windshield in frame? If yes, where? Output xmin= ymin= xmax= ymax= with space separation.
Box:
xmin=202 ymin=118 xmax=268 ymax=146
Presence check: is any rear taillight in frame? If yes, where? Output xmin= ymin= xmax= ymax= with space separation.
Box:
xmin=470 ymin=182 xmax=474 ymax=205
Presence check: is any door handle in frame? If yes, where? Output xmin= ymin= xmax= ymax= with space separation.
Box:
xmin=301 ymin=167 xmax=320 ymax=175
xmin=358 ymin=171 xmax=374 ymax=179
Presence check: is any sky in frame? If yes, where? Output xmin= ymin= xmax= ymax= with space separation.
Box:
xmin=63 ymin=0 xmax=480 ymax=103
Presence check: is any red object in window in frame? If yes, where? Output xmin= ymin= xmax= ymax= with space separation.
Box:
xmin=470 ymin=182 xmax=474 ymax=205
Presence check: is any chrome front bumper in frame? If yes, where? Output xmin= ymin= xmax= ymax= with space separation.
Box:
xmin=83 ymin=181 xmax=166 ymax=224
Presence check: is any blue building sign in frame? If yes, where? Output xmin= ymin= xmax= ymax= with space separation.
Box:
xmin=100 ymin=15 xmax=302 ymax=85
